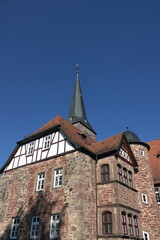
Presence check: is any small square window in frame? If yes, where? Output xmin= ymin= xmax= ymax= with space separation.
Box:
xmin=143 ymin=231 xmax=150 ymax=240
xmin=140 ymin=149 xmax=145 ymax=156
xmin=36 ymin=173 xmax=45 ymax=191
xmin=43 ymin=135 xmax=51 ymax=150
xmin=27 ymin=141 xmax=35 ymax=156
xmin=142 ymin=193 xmax=148 ymax=204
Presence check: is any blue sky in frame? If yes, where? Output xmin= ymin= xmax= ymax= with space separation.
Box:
xmin=0 ymin=0 xmax=160 ymax=168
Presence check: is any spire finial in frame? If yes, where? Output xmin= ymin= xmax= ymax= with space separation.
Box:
xmin=76 ymin=64 xmax=79 ymax=80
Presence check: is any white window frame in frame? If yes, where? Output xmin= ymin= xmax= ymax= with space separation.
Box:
xmin=142 ymin=193 xmax=148 ymax=204
xmin=10 ymin=218 xmax=20 ymax=239
xmin=155 ymin=187 xmax=160 ymax=204
xmin=140 ymin=149 xmax=145 ymax=156
xmin=36 ymin=173 xmax=45 ymax=191
xmin=30 ymin=216 xmax=40 ymax=239
xmin=50 ymin=214 xmax=60 ymax=238
xmin=27 ymin=141 xmax=35 ymax=156
xmin=43 ymin=134 xmax=51 ymax=150
xmin=143 ymin=231 xmax=150 ymax=240
xmin=54 ymin=168 xmax=63 ymax=188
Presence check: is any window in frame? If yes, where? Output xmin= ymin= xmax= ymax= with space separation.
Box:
xmin=27 ymin=141 xmax=35 ymax=155
xmin=128 ymin=171 xmax=133 ymax=188
xmin=101 ymin=164 xmax=110 ymax=182
xmin=123 ymin=168 xmax=128 ymax=185
xmin=50 ymin=214 xmax=60 ymax=238
xmin=134 ymin=216 xmax=139 ymax=237
xmin=128 ymin=214 xmax=133 ymax=236
xmin=140 ymin=149 xmax=145 ymax=156
xmin=10 ymin=218 xmax=20 ymax=239
xmin=117 ymin=164 xmax=122 ymax=182
xmin=43 ymin=135 xmax=51 ymax=150
xmin=155 ymin=187 xmax=160 ymax=204
xmin=142 ymin=193 xmax=148 ymax=204
xmin=143 ymin=231 xmax=150 ymax=240
xmin=102 ymin=211 xmax=112 ymax=234
xmin=54 ymin=168 xmax=63 ymax=187
xmin=121 ymin=212 xmax=127 ymax=235
xmin=36 ymin=173 xmax=45 ymax=191
xmin=30 ymin=216 xmax=40 ymax=238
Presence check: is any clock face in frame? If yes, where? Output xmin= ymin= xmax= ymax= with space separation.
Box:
xmin=119 ymin=148 xmax=131 ymax=162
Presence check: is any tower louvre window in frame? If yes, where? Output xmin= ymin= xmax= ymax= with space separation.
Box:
xmin=102 ymin=211 xmax=112 ymax=234
xmin=10 ymin=217 xmax=20 ymax=239
xmin=54 ymin=168 xmax=63 ymax=187
xmin=121 ymin=212 xmax=127 ymax=235
xmin=27 ymin=141 xmax=35 ymax=155
xmin=101 ymin=164 xmax=110 ymax=182
xmin=36 ymin=173 xmax=45 ymax=191
xmin=30 ymin=216 xmax=40 ymax=238
xmin=43 ymin=134 xmax=51 ymax=150
xmin=50 ymin=214 xmax=60 ymax=238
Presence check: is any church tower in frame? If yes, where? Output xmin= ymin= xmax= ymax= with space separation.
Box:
xmin=67 ymin=65 xmax=96 ymax=140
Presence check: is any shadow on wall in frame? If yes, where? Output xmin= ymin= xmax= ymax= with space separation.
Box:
xmin=0 ymin=191 xmax=68 ymax=240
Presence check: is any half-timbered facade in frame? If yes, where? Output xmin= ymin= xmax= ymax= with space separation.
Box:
xmin=0 ymin=71 xmax=160 ymax=240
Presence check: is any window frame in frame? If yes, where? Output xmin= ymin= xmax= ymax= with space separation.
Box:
xmin=30 ymin=216 xmax=40 ymax=239
xmin=43 ymin=134 xmax=51 ymax=150
xmin=117 ymin=164 xmax=122 ymax=182
xmin=121 ymin=212 xmax=127 ymax=235
xmin=155 ymin=186 xmax=160 ymax=204
xmin=101 ymin=164 xmax=110 ymax=182
xmin=140 ymin=149 xmax=145 ymax=156
xmin=102 ymin=211 xmax=112 ymax=234
xmin=36 ymin=173 xmax=45 ymax=191
xmin=128 ymin=214 xmax=133 ymax=236
xmin=50 ymin=214 xmax=60 ymax=238
xmin=142 ymin=193 xmax=148 ymax=204
xmin=123 ymin=168 xmax=128 ymax=185
xmin=54 ymin=168 xmax=63 ymax=188
xmin=10 ymin=217 xmax=20 ymax=239
xmin=133 ymin=216 xmax=139 ymax=237
xmin=128 ymin=171 xmax=133 ymax=188
xmin=27 ymin=141 xmax=35 ymax=156
xmin=143 ymin=231 xmax=150 ymax=240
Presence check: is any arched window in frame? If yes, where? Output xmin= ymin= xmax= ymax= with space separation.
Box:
xmin=128 ymin=214 xmax=133 ymax=236
xmin=101 ymin=165 xmax=110 ymax=182
xmin=134 ymin=216 xmax=139 ymax=237
xmin=128 ymin=171 xmax=133 ymax=188
xmin=117 ymin=164 xmax=122 ymax=182
xmin=123 ymin=168 xmax=128 ymax=185
xmin=121 ymin=212 xmax=127 ymax=235
xmin=102 ymin=211 xmax=112 ymax=234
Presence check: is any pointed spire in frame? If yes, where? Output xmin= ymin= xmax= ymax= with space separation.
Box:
xmin=67 ymin=65 xmax=96 ymax=134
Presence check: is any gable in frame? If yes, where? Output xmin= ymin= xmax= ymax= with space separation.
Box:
xmin=118 ymin=137 xmax=137 ymax=167
xmin=4 ymin=130 xmax=75 ymax=172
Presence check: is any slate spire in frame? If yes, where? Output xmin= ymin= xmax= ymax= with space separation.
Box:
xmin=67 ymin=65 xmax=95 ymax=134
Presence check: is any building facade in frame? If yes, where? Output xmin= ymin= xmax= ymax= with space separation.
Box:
xmin=0 ymin=72 xmax=160 ymax=240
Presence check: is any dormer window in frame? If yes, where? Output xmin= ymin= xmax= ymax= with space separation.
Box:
xmin=27 ymin=141 xmax=35 ymax=156
xmin=43 ymin=135 xmax=51 ymax=150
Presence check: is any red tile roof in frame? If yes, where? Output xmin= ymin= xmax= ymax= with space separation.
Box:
xmin=30 ymin=115 xmax=123 ymax=155
xmin=148 ymin=140 xmax=160 ymax=184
